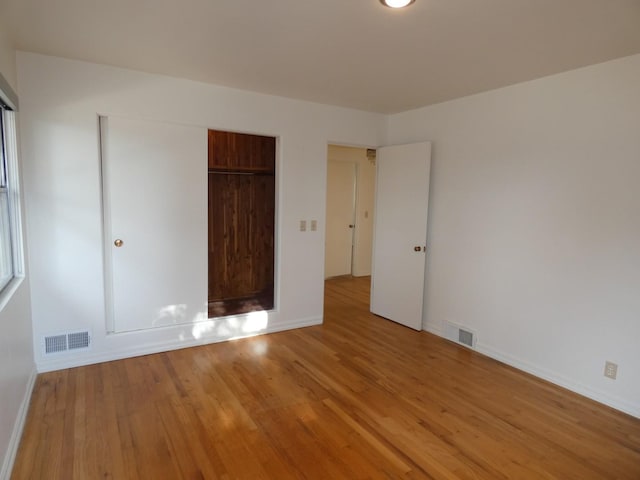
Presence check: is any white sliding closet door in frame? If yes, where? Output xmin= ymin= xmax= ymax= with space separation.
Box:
xmin=101 ymin=116 xmax=207 ymax=333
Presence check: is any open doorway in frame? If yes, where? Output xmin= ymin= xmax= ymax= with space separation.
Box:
xmin=208 ymin=129 xmax=276 ymax=318
xmin=325 ymin=142 xmax=431 ymax=332
xmin=324 ymin=145 xmax=376 ymax=281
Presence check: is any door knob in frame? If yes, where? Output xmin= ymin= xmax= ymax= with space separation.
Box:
xmin=414 ymin=246 xmax=421 ymax=252
xmin=114 ymin=239 xmax=124 ymax=247
xmin=349 ymin=224 xmax=355 ymax=228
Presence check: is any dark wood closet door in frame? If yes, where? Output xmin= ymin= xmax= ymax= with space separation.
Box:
xmin=208 ymin=130 xmax=275 ymax=317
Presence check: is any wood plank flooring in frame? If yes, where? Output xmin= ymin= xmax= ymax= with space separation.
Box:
xmin=12 ymin=276 xmax=640 ymax=479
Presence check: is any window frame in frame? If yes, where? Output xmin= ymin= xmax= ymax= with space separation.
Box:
xmin=0 ymin=109 xmax=13 ymax=290
xmin=0 ymin=89 xmax=26 ymax=306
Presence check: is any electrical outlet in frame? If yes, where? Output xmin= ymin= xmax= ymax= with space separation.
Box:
xmin=310 ymin=220 xmax=317 ymax=231
xmin=604 ymin=361 xmax=618 ymax=380
xmin=299 ymin=220 xmax=306 ymax=232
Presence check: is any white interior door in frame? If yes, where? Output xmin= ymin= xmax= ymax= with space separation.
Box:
xmin=101 ymin=116 xmax=207 ymax=333
xmin=325 ymin=160 xmax=356 ymax=278
xmin=370 ymin=142 xmax=431 ymax=331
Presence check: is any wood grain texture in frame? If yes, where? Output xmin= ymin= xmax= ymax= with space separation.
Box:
xmin=208 ymin=172 xmax=275 ymax=304
xmin=208 ymin=129 xmax=275 ymax=172
xmin=207 ymin=129 xmax=275 ymax=315
xmin=12 ymin=276 xmax=640 ymax=479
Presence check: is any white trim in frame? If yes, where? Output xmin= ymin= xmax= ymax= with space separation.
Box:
xmin=97 ymin=115 xmax=115 ymax=333
xmin=36 ymin=316 xmax=322 ymax=373
xmin=475 ymin=342 xmax=640 ymax=419
xmin=0 ymin=109 xmax=26 ymax=311
xmin=423 ymin=322 xmax=443 ymax=336
xmin=0 ymin=72 xmax=18 ymax=111
xmin=0 ymin=367 xmax=36 ymax=480
xmin=423 ymin=322 xmax=639 ymax=418
xmin=0 ymin=275 xmax=24 ymax=312
xmin=3 ymin=111 xmax=25 ymax=277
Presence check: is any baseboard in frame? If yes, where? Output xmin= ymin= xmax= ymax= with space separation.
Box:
xmin=422 ymin=321 xmax=639 ymax=418
xmin=475 ymin=342 xmax=640 ymax=419
xmin=0 ymin=367 xmax=37 ymax=480
xmin=37 ymin=316 xmax=323 ymax=373
xmin=423 ymin=322 xmax=443 ymax=337
xmin=351 ymin=270 xmax=371 ymax=278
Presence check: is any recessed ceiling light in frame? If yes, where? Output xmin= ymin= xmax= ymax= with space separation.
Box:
xmin=380 ymin=0 xmax=416 ymax=8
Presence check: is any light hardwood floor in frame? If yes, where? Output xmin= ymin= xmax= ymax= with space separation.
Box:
xmin=12 ymin=276 xmax=640 ymax=479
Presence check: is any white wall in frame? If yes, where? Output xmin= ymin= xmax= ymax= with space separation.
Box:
xmin=326 ymin=145 xmax=376 ymax=277
xmin=387 ymin=54 xmax=640 ymax=417
xmin=0 ymin=25 xmax=17 ymax=90
xmin=17 ymin=52 xmax=386 ymax=372
xmin=0 ymin=33 xmax=36 ymax=480
xmin=14 ymin=48 xmax=640 ymax=423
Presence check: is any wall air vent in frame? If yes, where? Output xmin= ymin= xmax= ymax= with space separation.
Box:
xmin=444 ymin=321 xmax=476 ymax=349
xmin=44 ymin=334 xmax=67 ymax=354
xmin=43 ymin=331 xmax=91 ymax=355
xmin=458 ymin=329 xmax=474 ymax=348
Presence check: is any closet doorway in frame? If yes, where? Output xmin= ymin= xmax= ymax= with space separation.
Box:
xmin=208 ymin=130 xmax=276 ymax=318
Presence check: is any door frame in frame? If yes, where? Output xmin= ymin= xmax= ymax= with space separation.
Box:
xmin=323 ymin=141 xmax=377 ymax=280
xmin=207 ymin=128 xmax=280 ymax=319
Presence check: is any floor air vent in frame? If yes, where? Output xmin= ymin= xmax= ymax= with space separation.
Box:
xmin=44 ymin=331 xmax=91 ymax=354
xmin=444 ymin=322 xmax=476 ymax=349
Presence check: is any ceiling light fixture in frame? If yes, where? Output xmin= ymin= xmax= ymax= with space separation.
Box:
xmin=380 ymin=0 xmax=415 ymax=8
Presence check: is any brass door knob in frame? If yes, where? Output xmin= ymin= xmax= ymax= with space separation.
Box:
xmin=114 ymin=239 xmax=124 ymax=247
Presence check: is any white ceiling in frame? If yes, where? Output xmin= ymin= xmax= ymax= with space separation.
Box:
xmin=3 ymin=0 xmax=640 ymax=113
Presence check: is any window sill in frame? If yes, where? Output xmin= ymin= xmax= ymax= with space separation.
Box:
xmin=0 ymin=275 xmax=25 ymax=312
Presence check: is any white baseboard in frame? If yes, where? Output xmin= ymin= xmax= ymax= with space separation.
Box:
xmin=422 ymin=322 xmax=639 ymax=418
xmin=351 ymin=270 xmax=371 ymax=278
xmin=0 ymin=367 xmax=37 ymax=480
xmin=37 ymin=316 xmax=322 ymax=373
xmin=475 ymin=342 xmax=640 ymax=419
xmin=423 ymin=322 xmax=443 ymax=336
